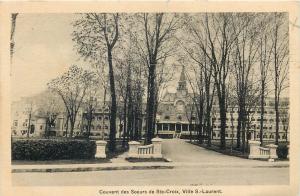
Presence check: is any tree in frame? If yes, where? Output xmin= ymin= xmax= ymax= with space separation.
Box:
xmin=271 ymin=13 xmax=289 ymax=145
xmin=257 ymin=14 xmax=274 ymax=146
xmin=82 ymin=76 xmax=100 ymax=138
xmin=73 ymin=13 xmax=120 ymax=152
xmin=48 ymin=65 xmax=93 ymax=137
xmin=10 ymin=13 xmax=18 ymax=63
xmin=280 ymin=106 xmax=289 ymax=143
xmin=231 ymin=14 xmax=260 ymax=151
xmin=137 ymin=13 xmax=179 ymax=144
xmin=33 ymin=90 xmax=63 ymax=137
xmin=180 ymin=14 xmax=216 ymax=146
xmin=196 ymin=13 xmax=237 ymax=149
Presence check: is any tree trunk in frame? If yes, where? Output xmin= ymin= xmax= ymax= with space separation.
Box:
xmin=260 ymin=84 xmax=265 ymax=146
xmin=146 ymin=62 xmax=156 ymax=144
xmin=108 ymin=49 xmax=117 ymax=152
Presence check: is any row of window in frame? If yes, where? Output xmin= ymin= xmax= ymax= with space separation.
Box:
xmin=212 ymin=132 xmax=287 ymax=139
xmin=85 ymin=125 xmax=109 ymax=130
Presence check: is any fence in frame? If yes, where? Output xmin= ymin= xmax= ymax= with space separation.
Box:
xmin=248 ymin=140 xmax=278 ymax=159
xmin=128 ymin=137 xmax=163 ymax=158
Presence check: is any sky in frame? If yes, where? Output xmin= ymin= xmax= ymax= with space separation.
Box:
xmin=11 ymin=13 xmax=181 ymax=102
xmin=11 ymin=14 xmax=85 ymax=101
xmin=11 ymin=13 xmax=289 ymax=102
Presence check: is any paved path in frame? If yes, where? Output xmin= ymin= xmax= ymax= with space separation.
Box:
xmin=162 ymin=138 xmax=258 ymax=164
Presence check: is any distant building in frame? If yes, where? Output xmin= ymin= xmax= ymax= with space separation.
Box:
xmin=156 ymin=67 xmax=198 ymax=138
xmin=11 ymin=68 xmax=289 ymax=142
xmin=11 ymin=97 xmax=47 ymax=137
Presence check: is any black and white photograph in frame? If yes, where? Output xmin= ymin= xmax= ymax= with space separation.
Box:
xmin=1 ymin=2 xmax=299 ymax=196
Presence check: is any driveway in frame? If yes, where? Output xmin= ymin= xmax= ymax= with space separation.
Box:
xmin=162 ymin=138 xmax=261 ymax=164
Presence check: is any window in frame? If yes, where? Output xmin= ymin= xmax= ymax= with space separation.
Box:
xmin=269 ymin=134 xmax=274 ymax=139
xmin=164 ymin=116 xmax=170 ymax=120
xmin=40 ymin=125 xmax=43 ymax=130
xmin=177 ymin=115 xmax=182 ymax=121
xmin=104 ymin=116 xmax=109 ymax=120
xmin=13 ymin=120 xmax=18 ymax=126
xmin=98 ymin=116 xmax=102 ymax=120
xmin=213 ymin=132 xmax=216 ymax=137
xmin=257 ymin=135 xmax=260 ymax=138
xmin=225 ymin=134 xmax=228 ymax=137
xmin=263 ymin=134 xmax=267 ymax=139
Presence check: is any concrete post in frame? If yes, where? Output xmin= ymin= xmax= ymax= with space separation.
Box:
xmin=266 ymin=144 xmax=278 ymax=159
xmin=151 ymin=137 xmax=163 ymax=158
xmin=248 ymin=140 xmax=261 ymax=159
xmin=128 ymin=141 xmax=141 ymax=158
xmin=95 ymin=140 xmax=107 ymax=159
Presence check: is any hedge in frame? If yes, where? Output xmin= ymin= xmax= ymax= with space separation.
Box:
xmin=12 ymin=139 xmax=96 ymax=160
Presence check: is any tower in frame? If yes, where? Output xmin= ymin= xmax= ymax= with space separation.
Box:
xmin=176 ymin=66 xmax=188 ymax=96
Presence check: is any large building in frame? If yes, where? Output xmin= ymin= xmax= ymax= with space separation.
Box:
xmin=11 ymin=68 xmax=289 ymax=142
xmin=155 ymin=68 xmax=198 ymax=138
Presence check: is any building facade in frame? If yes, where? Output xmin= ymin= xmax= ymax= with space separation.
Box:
xmin=11 ymin=68 xmax=289 ymax=142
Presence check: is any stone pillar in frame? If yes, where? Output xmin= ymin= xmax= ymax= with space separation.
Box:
xmin=95 ymin=140 xmax=107 ymax=159
xmin=266 ymin=144 xmax=278 ymax=159
xmin=152 ymin=137 xmax=163 ymax=158
xmin=128 ymin=141 xmax=141 ymax=158
xmin=248 ymin=140 xmax=261 ymax=159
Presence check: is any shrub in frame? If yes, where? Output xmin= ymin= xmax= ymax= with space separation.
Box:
xmin=12 ymin=139 xmax=96 ymax=160
xmin=277 ymin=145 xmax=289 ymax=159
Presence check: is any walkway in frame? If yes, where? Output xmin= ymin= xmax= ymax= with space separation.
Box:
xmin=162 ymin=138 xmax=265 ymax=165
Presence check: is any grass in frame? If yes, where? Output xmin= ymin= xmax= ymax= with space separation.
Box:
xmin=188 ymin=140 xmax=249 ymax=159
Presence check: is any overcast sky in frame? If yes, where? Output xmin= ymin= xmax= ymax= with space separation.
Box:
xmin=11 ymin=14 xmax=84 ymax=101
xmin=11 ymin=13 xmax=288 ymax=102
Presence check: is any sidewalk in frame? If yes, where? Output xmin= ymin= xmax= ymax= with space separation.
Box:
xmin=11 ymin=158 xmax=289 ymax=173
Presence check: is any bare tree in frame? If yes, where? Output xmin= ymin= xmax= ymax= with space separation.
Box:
xmin=180 ymin=14 xmax=217 ymax=146
xmin=271 ymin=13 xmax=289 ymax=145
xmin=82 ymin=75 xmax=100 ymax=138
xmin=257 ymin=14 xmax=274 ymax=146
xmin=196 ymin=13 xmax=237 ymax=149
xmin=231 ymin=14 xmax=260 ymax=151
xmin=48 ymin=65 xmax=93 ymax=137
xmin=10 ymin=13 xmax=18 ymax=63
xmin=132 ymin=13 xmax=179 ymax=144
xmin=33 ymin=90 xmax=64 ymax=137
xmin=73 ymin=13 xmax=120 ymax=151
